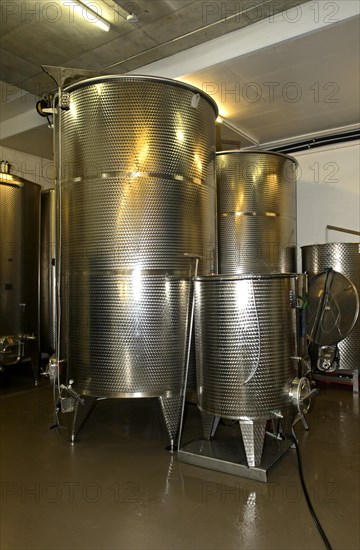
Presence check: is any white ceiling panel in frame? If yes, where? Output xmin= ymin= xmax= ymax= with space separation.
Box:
xmin=0 ymin=1 xmax=358 ymax=158
xmin=180 ymin=16 xmax=360 ymax=146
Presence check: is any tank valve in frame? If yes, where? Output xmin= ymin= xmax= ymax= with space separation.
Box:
xmin=45 ymin=355 xmax=58 ymax=381
xmin=289 ymin=377 xmax=317 ymax=415
xmin=0 ymin=336 xmax=23 ymax=365
xmin=59 ymin=383 xmax=84 ymax=414
xmin=301 ymin=355 xmax=312 ymax=375
xmin=317 ymin=345 xmax=338 ymax=372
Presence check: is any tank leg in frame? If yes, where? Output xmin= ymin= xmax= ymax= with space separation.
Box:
xmin=299 ymin=413 xmax=309 ymax=430
xmin=239 ymin=419 xmax=266 ymax=468
xmin=201 ymin=411 xmax=220 ymax=440
xmin=353 ymin=371 xmax=359 ymax=393
xmin=280 ymin=408 xmax=295 ymax=438
xmin=69 ymin=396 xmax=97 ymax=444
xmin=27 ymin=339 xmax=41 ymax=385
xmin=159 ymin=394 xmax=183 ymax=452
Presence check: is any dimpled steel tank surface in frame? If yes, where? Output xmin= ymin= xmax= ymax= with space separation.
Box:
xmin=302 ymin=243 xmax=360 ymax=372
xmin=194 ymin=274 xmax=298 ymax=466
xmin=0 ymin=170 xmax=40 ymax=378
xmin=216 ymin=151 xmax=297 ymax=274
xmin=58 ymin=76 xmax=217 ymax=443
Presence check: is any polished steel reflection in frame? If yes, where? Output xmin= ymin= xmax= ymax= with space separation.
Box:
xmin=58 ymin=75 xmax=217 ymax=399
xmin=62 ymin=270 xmax=192 ymax=397
xmin=306 ymin=270 xmax=359 ymax=346
xmin=0 ymin=175 xmax=40 ymax=361
xmin=194 ymin=274 xmax=298 ymax=465
xmin=195 ymin=274 xmax=297 ymax=417
xmin=40 ymin=190 xmax=56 ymax=353
xmin=302 ymin=243 xmax=360 ymax=371
xmin=216 ymin=151 xmax=297 ymax=274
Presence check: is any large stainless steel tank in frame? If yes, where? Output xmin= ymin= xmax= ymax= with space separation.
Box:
xmin=40 ymin=190 xmax=56 ymax=354
xmin=57 ymin=76 xmax=217 ymax=444
xmin=302 ymin=243 xmax=360 ymax=372
xmin=194 ymin=274 xmax=299 ymax=466
xmin=0 ymin=163 xmax=40 ymax=378
xmin=216 ymin=151 xmax=297 ymax=274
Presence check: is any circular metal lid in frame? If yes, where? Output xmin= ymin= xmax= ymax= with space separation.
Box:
xmin=215 ymin=149 xmax=298 ymax=167
xmin=0 ymin=172 xmax=40 ymax=189
xmin=62 ymin=74 xmax=219 ymax=116
xmin=301 ymin=242 xmax=360 ymax=252
xmin=307 ymin=269 xmax=359 ymax=345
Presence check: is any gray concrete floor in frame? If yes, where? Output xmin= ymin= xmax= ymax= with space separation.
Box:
xmin=0 ymin=367 xmax=359 ymax=550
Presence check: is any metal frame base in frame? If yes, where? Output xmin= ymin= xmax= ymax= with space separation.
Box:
xmin=313 ymin=371 xmax=359 ymax=393
xmin=178 ymin=435 xmax=292 ymax=482
xmin=0 ymin=337 xmax=40 ymax=384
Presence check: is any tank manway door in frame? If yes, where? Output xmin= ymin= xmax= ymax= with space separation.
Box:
xmin=307 ymin=269 xmax=359 ymax=371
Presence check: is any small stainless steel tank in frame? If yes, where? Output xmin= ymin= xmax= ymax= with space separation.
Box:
xmin=57 ymin=76 xmax=218 ymax=445
xmin=194 ymin=273 xmax=299 ymax=466
xmin=302 ymin=243 xmax=360 ymax=372
xmin=0 ymin=163 xmax=40 ymax=379
xmin=216 ymin=151 xmax=298 ymax=274
xmin=40 ymin=189 xmax=56 ymax=354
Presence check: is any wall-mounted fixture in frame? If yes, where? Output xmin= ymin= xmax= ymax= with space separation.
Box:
xmin=112 ymin=0 xmax=139 ymax=23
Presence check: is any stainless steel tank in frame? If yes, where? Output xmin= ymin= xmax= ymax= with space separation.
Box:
xmin=0 ymin=163 xmax=40 ymax=378
xmin=302 ymin=243 xmax=360 ymax=372
xmin=194 ymin=274 xmax=299 ymax=466
xmin=216 ymin=151 xmax=298 ymax=274
xmin=57 ymin=76 xmax=217 ymax=444
xmin=40 ymin=190 xmax=56 ymax=354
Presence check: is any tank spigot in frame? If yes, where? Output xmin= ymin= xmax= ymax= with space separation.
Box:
xmin=289 ymin=377 xmax=317 ymax=415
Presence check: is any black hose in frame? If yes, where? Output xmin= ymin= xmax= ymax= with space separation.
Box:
xmin=291 ymin=434 xmax=333 ymax=550
xmin=311 ymin=268 xmax=332 ymax=344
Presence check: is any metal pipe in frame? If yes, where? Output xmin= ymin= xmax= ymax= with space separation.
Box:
xmin=177 ymin=256 xmax=200 ymax=451
xmin=218 ymin=117 xmax=259 ymax=146
xmin=325 ymin=225 xmax=360 ymax=242
xmin=243 ymin=124 xmax=360 ymax=151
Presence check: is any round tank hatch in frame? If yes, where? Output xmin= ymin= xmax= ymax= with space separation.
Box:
xmin=307 ymin=269 xmax=359 ymax=346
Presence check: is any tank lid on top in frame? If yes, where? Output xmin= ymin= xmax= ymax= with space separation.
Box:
xmin=215 ymin=149 xmax=298 ymax=167
xmin=301 ymin=243 xmax=360 ymax=249
xmin=0 ymin=160 xmax=41 ymax=189
xmin=59 ymin=74 xmax=219 ymax=116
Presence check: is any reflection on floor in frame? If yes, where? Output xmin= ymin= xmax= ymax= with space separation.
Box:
xmin=0 ymin=366 xmax=359 ymax=550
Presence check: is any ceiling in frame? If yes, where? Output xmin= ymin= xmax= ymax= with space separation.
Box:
xmin=0 ymin=0 xmax=359 ymax=160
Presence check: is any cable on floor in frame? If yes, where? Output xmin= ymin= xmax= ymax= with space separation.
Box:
xmin=291 ymin=433 xmax=333 ymax=550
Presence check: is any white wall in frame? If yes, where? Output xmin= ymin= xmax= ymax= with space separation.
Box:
xmin=294 ymin=139 xmax=360 ymax=269
xmin=0 ymin=145 xmax=53 ymax=189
